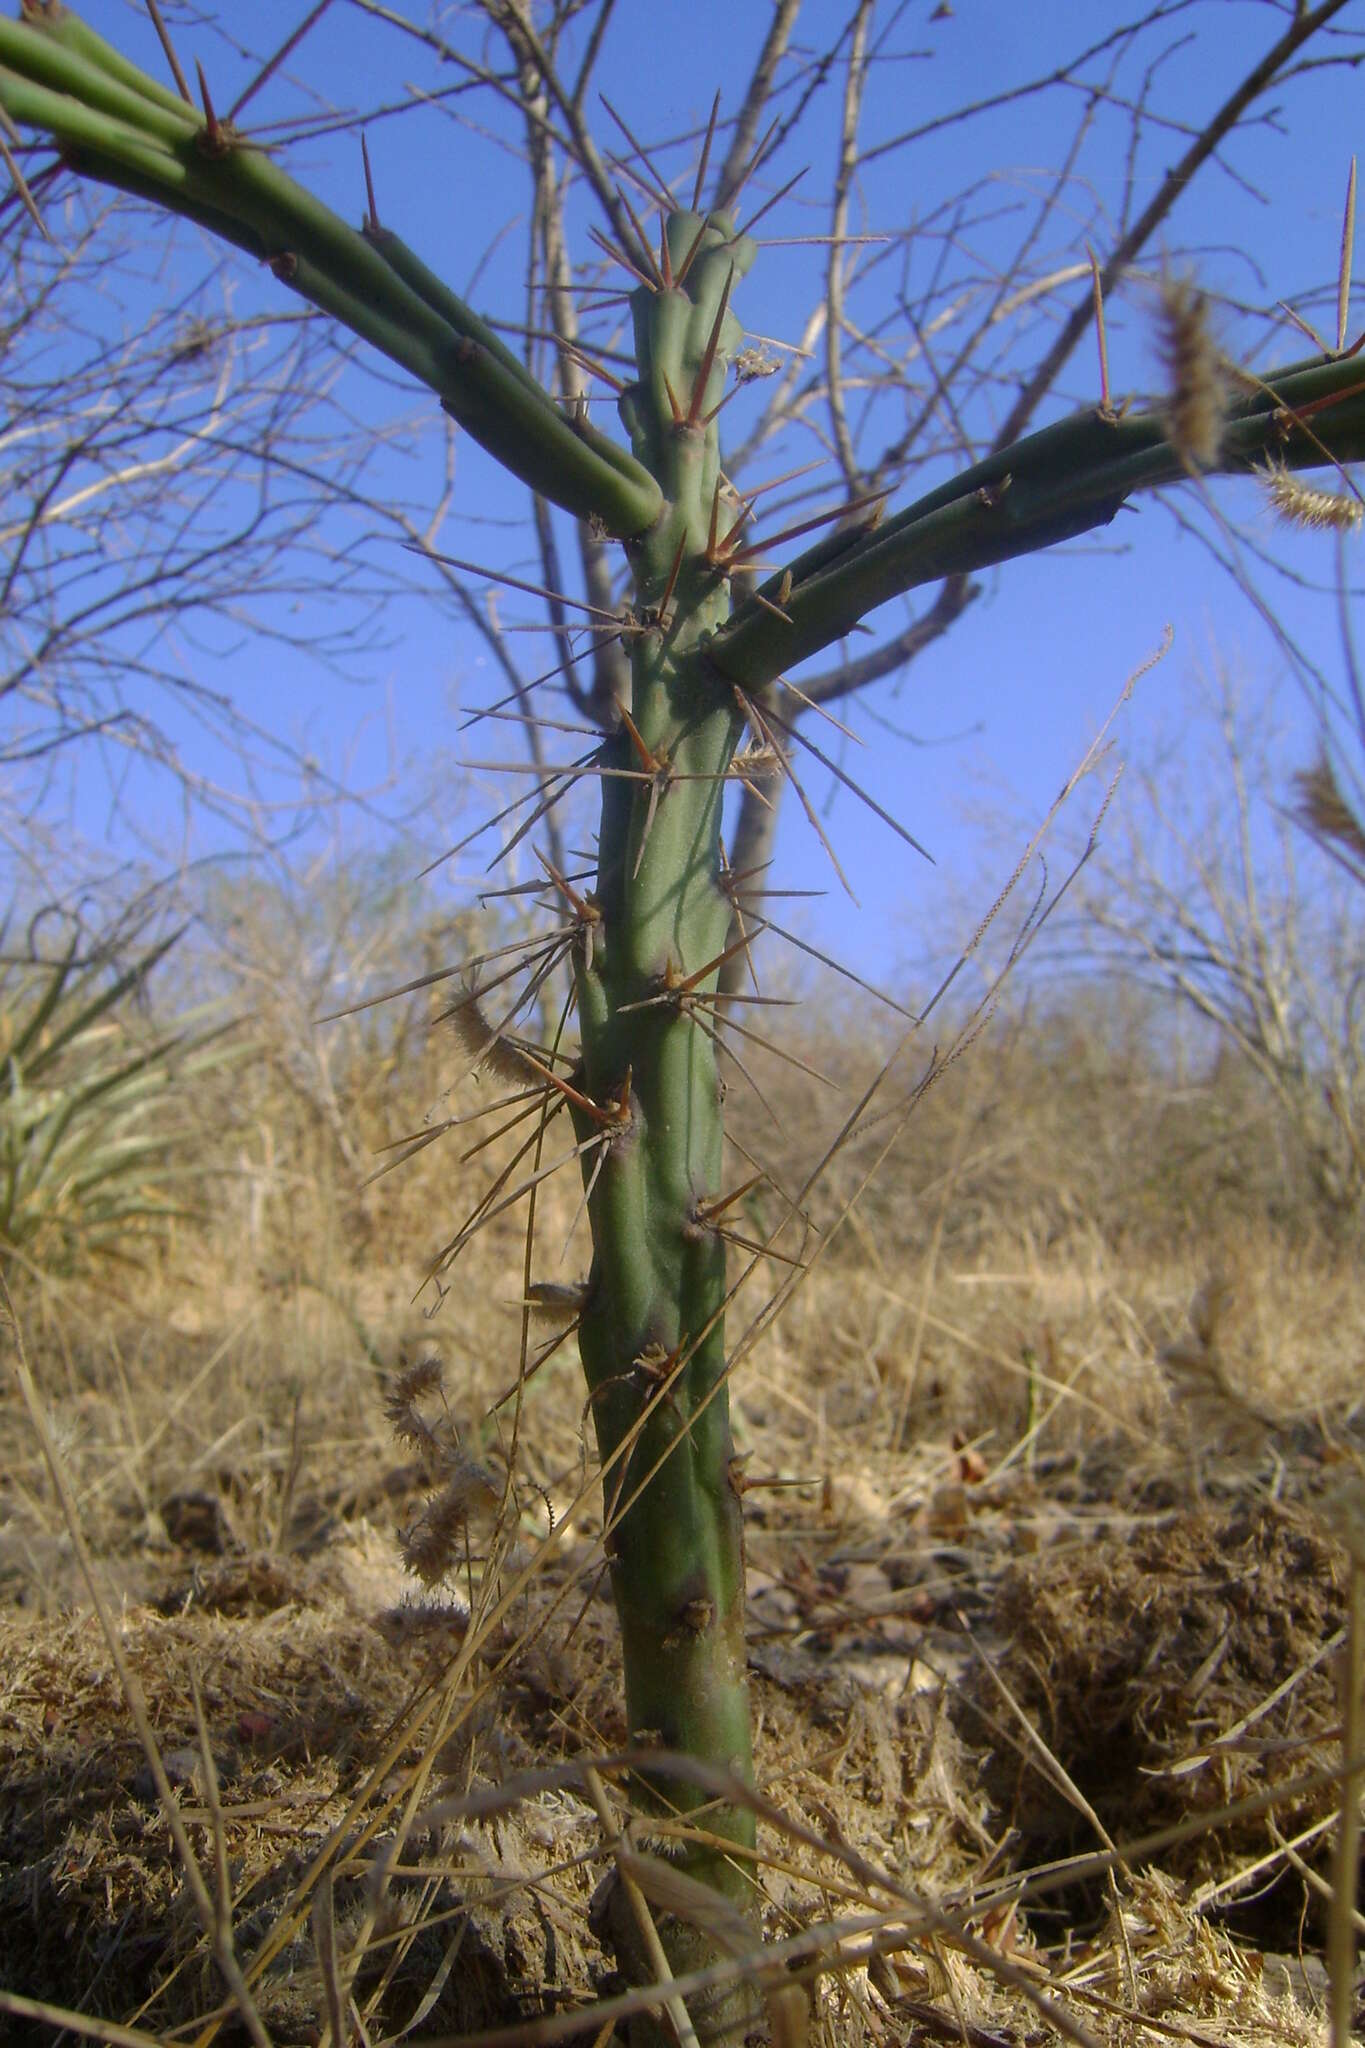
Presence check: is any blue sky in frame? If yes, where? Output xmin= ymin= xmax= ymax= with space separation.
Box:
xmin=6 ymin=0 xmax=1363 ymax=992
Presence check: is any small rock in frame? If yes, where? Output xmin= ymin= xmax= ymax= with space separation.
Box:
xmin=130 ymin=1747 xmax=202 ymax=1802
xmin=129 ymin=1743 xmax=237 ymax=1803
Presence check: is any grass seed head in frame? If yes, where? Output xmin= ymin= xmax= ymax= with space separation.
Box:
xmin=398 ymin=1457 xmax=500 ymax=1584
xmin=383 ymin=1352 xmax=446 ymax=1448
xmin=1158 ymin=277 xmax=1226 ymax=470
xmin=1260 ymin=458 xmax=1364 ymax=534
xmin=447 ymin=989 xmax=541 ymax=1086
xmin=1291 ymin=750 xmax=1365 ymax=862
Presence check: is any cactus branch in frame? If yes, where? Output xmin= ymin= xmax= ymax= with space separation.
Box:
xmin=712 ymin=352 xmax=1365 ymax=691
xmin=0 ymin=16 xmax=663 ymax=536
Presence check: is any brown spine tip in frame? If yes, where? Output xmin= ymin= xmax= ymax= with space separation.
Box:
xmin=361 ymin=132 xmax=380 ymax=231
xmin=194 ymin=57 xmax=225 ymax=154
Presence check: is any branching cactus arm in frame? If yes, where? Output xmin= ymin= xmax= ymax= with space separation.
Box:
xmin=0 ymin=11 xmax=664 ymax=534
xmin=714 ymin=353 xmax=1365 ymax=690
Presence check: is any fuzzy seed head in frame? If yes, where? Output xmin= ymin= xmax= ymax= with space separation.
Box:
xmin=1291 ymin=751 xmax=1365 ymax=862
xmin=1158 ymin=278 xmax=1226 ymax=470
xmin=383 ymin=1353 xmax=445 ymax=1448
xmin=1260 ymin=459 xmax=1364 ymax=534
xmin=446 ymin=990 xmax=540 ymax=1087
xmin=398 ymin=1458 xmax=499 ymax=1585
xmin=383 ymin=1356 xmax=501 ymax=1586
xmin=733 ymin=345 xmax=780 ymax=384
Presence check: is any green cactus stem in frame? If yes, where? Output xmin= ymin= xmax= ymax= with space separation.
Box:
xmin=566 ymin=209 xmax=766 ymax=2038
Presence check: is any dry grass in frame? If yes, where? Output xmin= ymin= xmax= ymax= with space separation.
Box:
xmin=1 ymin=916 xmax=1362 ymax=2046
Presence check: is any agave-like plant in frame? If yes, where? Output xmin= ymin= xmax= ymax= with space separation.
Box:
xmin=0 ymin=918 xmax=236 ymax=1273
xmin=3 ymin=7 xmax=1364 ymax=2038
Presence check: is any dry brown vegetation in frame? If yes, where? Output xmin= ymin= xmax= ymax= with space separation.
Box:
xmin=1 ymin=905 xmax=1362 ymax=2047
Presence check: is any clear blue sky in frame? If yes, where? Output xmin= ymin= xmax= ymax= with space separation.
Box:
xmin=8 ymin=0 xmax=1363 ymax=990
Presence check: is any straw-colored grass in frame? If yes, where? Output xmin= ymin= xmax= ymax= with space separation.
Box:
xmin=1 ymin=911 xmax=1361 ymax=2047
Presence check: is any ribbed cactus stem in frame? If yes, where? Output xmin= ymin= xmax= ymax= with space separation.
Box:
xmin=569 ymin=212 xmax=763 ymax=2034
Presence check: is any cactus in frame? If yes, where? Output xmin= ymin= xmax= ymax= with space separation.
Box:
xmin=4 ymin=10 xmax=1365 ymax=2038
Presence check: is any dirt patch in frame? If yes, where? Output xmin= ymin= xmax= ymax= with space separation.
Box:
xmin=963 ymin=1499 xmax=1350 ymax=1914
xmin=0 ymin=1538 xmax=607 ymax=2039
xmin=4 ymin=1464 xmax=1361 ymax=2045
